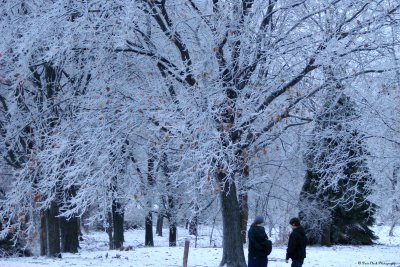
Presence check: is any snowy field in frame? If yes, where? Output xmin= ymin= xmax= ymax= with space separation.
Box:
xmin=0 ymin=225 xmax=399 ymax=267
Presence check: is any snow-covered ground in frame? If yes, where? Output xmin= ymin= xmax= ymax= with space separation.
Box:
xmin=0 ymin=225 xmax=399 ymax=267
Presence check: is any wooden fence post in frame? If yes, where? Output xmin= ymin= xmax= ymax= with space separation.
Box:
xmin=183 ymin=238 xmax=190 ymax=267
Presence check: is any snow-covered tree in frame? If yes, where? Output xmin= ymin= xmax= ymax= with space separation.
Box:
xmin=120 ymin=1 xmax=398 ymax=264
xmin=300 ymin=86 xmax=377 ymax=245
xmin=0 ymin=1 xmax=399 ymax=264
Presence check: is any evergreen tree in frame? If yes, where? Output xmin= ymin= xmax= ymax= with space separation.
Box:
xmin=300 ymin=90 xmax=377 ymax=245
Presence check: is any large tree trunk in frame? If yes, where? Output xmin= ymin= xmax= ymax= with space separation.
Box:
xmin=60 ymin=216 xmax=79 ymax=253
xmin=169 ymin=220 xmax=177 ymax=247
xmin=45 ymin=201 xmax=61 ymax=257
xmin=239 ymin=192 xmax=248 ymax=244
xmin=321 ymin=223 xmax=331 ymax=246
xmin=167 ymin=195 xmax=177 ymax=247
xmin=40 ymin=212 xmax=47 ymax=256
xmin=60 ymin=186 xmax=80 ymax=253
xmin=238 ymin=155 xmax=249 ymax=244
xmin=112 ymin=200 xmax=124 ymax=249
xmin=189 ymin=215 xmax=198 ymax=236
xmin=145 ymin=211 xmax=154 ymax=246
xmin=145 ymin=149 xmax=156 ymax=245
xmin=389 ymin=166 xmax=399 ymax=236
xmin=107 ymin=212 xmax=113 ymax=249
xmin=189 ymin=202 xmax=199 ymax=236
xmin=156 ymin=213 xmax=163 ymax=237
xmin=219 ymin=173 xmax=247 ymax=267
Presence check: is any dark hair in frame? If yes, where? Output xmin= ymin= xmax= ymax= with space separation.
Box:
xmin=289 ymin=217 xmax=300 ymax=227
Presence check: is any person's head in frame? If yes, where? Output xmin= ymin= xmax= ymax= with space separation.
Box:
xmin=289 ymin=217 xmax=301 ymax=228
xmin=253 ymin=215 xmax=264 ymax=225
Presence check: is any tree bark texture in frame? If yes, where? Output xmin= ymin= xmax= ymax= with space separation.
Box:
xmin=45 ymin=201 xmax=60 ymax=257
xmin=167 ymin=193 xmax=177 ymax=247
xmin=40 ymin=212 xmax=47 ymax=256
xmin=145 ymin=149 xmax=156 ymax=245
xmin=218 ymin=174 xmax=247 ymax=267
xmin=189 ymin=216 xmax=198 ymax=236
xmin=239 ymin=193 xmax=248 ymax=244
xmin=111 ymin=200 xmax=124 ymax=249
xmin=107 ymin=212 xmax=113 ymax=249
xmin=321 ymin=224 xmax=331 ymax=246
xmin=60 ymin=216 xmax=79 ymax=253
xmin=169 ymin=221 xmax=177 ymax=247
xmin=156 ymin=213 xmax=163 ymax=237
xmin=145 ymin=211 xmax=154 ymax=246
xmin=60 ymin=186 xmax=80 ymax=253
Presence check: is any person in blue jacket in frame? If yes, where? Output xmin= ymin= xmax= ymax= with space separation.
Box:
xmin=248 ymin=215 xmax=272 ymax=267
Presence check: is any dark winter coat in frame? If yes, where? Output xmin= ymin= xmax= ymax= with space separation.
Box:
xmin=248 ymin=224 xmax=272 ymax=257
xmin=286 ymin=226 xmax=307 ymax=261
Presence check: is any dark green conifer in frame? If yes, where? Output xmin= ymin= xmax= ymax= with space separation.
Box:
xmin=300 ymin=90 xmax=377 ymax=245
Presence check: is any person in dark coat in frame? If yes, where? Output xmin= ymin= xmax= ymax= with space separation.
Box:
xmin=285 ymin=217 xmax=307 ymax=267
xmin=248 ymin=215 xmax=272 ymax=267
